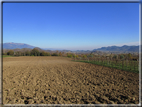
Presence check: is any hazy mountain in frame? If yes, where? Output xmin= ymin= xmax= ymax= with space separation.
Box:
xmin=3 ymin=42 xmax=64 ymax=50
xmin=3 ymin=42 xmax=139 ymax=54
xmin=41 ymin=48 xmax=63 ymax=50
xmin=3 ymin=42 xmax=35 ymax=49
xmin=92 ymin=45 xmax=139 ymax=53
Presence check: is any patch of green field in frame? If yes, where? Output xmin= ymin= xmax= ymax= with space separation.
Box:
xmin=73 ymin=60 xmax=139 ymax=73
xmin=3 ymin=55 xmax=13 ymax=58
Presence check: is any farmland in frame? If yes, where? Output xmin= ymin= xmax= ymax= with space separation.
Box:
xmin=73 ymin=58 xmax=139 ymax=73
xmin=2 ymin=55 xmax=13 ymax=58
xmin=3 ymin=56 xmax=139 ymax=104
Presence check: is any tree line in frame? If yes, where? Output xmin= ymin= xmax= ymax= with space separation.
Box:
xmin=3 ymin=48 xmax=139 ymax=61
xmin=3 ymin=48 xmax=64 ymax=56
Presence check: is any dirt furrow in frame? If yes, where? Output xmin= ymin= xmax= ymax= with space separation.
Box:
xmin=3 ymin=56 xmax=139 ymax=104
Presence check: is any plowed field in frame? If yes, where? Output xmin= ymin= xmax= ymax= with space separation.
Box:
xmin=3 ymin=56 xmax=139 ymax=104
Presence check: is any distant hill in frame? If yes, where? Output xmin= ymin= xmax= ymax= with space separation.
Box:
xmin=92 ymin=45 xmax=139 ymax=53
xmin=3 ymin=42 xmax=35 ymax=49
xmin=3 ymin=42 xmax=63 ymax=50
xmin=3 ymin=42 xmax=139 ymax=53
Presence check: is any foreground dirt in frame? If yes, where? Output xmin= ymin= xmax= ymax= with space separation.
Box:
xmin=3 ymin=56 xmax=139 ymax=104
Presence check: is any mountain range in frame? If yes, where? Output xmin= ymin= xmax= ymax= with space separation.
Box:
xmin=3 ymin=42 xmax=58 ymax=50
xmin=92 ymin=45 xmax=139 ymax=53
xmin=3 ymin=42 xmax=139 ymax=53
xmin=3 ymin=42 xmax=35 ymax=49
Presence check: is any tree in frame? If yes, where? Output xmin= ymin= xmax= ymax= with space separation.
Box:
xmin=18 ymin=51 xmax=22 ymax=56
xmin=119 ymin=54 xmax=124 ymax=60
xmin=73 ymin=54 xmax=76 ymax=58
xmin=25 ymin=50 xmax=31 ymax=56
xmin=7 ymin=50 xmax=14 ymax=55
xmin=67 ymin=54 xmax=72 ymax=58
xmin=45 ymin=52 xmax=50 ymax=56
xmin=56 ymin=51 xmax=59 ymax=56
xmin=87 ymin=54 xmax=93 ymax=58
xmin=110 ymin=53 xmax=113 ymax=60
xmin=59 ymin=52 xmax=62 ymax=56
xmin=112 ymin=55 xmax=117 ymax=59
xmin=83 ymin=55 xmax=87 ymax=58
xmin=3 ymin=49 xmax=7 ymax=55
xmin=40 ymin=51 xmax=46 ymax=56
xmin=67 ymin=53 xmax=69 ymax=56
xmin=128 ymin=53 xmax=132 ymax=60
xmin=67 ymin=53 xmax=73 ymax=58
xmin=31 ymin=48 xmax=40 ymax=56
xmin=62 ymin=52 xmax=65 ymax=56
xmin=52 ymin=53 xmax=58 ymax=56
xmin=21 ymin=52 xmax=25 ymax=56
xmin=3 ymin=52 xmax=7 ymax=55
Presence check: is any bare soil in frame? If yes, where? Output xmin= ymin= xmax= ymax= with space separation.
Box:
xmin=3 ymin=56 xmax=139 ymax=104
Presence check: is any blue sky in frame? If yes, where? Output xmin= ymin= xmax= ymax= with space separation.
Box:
xmin=3 ymin=3 xmax=139 ymax=50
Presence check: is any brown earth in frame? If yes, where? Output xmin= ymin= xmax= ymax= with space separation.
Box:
xmin=3 ymin=56 xmax=139 ymax=104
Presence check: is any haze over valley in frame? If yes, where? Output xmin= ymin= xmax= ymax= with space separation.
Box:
xmin=3 ymin=42 xmax=139 ymax=55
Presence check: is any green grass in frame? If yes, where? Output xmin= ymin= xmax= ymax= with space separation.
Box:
xmin=73 ymin=60 xmax=139 ymax=73
xmin=3 ymin=55 xmax=13 ymax=58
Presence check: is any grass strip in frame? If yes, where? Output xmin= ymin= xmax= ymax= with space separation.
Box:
xmin=72 ymin=60 xmax=139 ymax=73
xmin=3 ymin=55 xmax=13 ymax=58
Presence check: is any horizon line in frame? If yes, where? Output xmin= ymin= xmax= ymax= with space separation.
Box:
xmin=2 ymin=42 xmax=140 ymax=51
